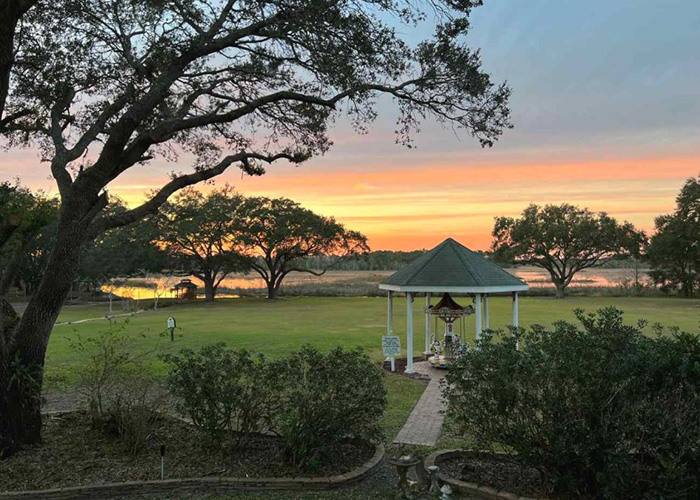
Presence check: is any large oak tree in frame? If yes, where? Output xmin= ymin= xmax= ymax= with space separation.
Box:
xmin=0 ymin=0 xmax=512 ymax=456
xmin=492 ymin=204 xmax=644 ymax=298
xmin=157 ymin=187 xmax=249 ymax=301
xmin=233 ymin=196 xmax=369 ymax=299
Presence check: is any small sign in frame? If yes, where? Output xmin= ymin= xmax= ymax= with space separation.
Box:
xmin=382 ymin=335 xmax=401 ymax=357
xmin=167 ymin=317 xmax=176 ymax=329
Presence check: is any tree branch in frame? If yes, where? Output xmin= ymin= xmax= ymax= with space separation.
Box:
xmin=87 ymin=150 xmax=297 ymax=237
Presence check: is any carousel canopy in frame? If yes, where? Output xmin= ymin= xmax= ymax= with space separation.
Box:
xmin=379 ymin=238 xmax=528 ymax=293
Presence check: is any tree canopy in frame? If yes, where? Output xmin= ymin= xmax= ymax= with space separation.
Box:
xmin=646 ymin=176 xmax=700 ymax=297
xmin=492 ymin=204 xmax=644 ymax=297
xmin=233 ymin=196 xmax=369 ymax=299
xmin=0 ymin=182 xmax=58 ymax=296
xmin=157 ymin=186 xmax=249 ymax=301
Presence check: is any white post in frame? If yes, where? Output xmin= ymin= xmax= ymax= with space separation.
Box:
xmin=483 ymin=294 xmax=490 ymax=330
xmin=424 ymin=292 xmax=432 ymax=355
xmin=406 ymin=292 xmax=414 ymax=374
xmin=387 ymin=291 xmax=394 ymax=333
xmin=387 ymin=291 xmax=395 ymax=372
xmin=475 ymin=293 xmax=482 ymax=341
xmin=512 ymin=291 xmax=520 ymax=351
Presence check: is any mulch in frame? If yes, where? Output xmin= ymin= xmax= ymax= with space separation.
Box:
xmin=0 ymin=411 xmax=375 ymax=493
xmin=439 ymin=451 xmax=553 ymax=499
xmin=381 ymin=356 xmax=430 ymax=380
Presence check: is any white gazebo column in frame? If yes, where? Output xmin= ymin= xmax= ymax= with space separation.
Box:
xmin=387 ymin=291 xmax=394 ymax=334
xmin=406 ymin=292 xmax=414 ymax=374
xmin=475 ymin=293 xmax=483 ymax=341
xmin=424 ymin=292 xmax=432 ymax=355
xmin=483 ymin=293 xmax=490 ymax=330
xmin=512 ymin=292 xmax=519 ymax=327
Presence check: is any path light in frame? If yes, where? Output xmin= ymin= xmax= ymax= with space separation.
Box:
xmin=167 ymin=316 xmax=176 ymax=342
xmin=160 ymin=445 xmax=166 ymax=480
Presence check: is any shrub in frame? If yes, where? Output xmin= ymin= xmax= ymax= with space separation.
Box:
xmin=444 ymin=307 xmax=700 ymax=500
xmin=71 ymin=320 xmax=150 ymax=425
xmin=106 ymin=376 xmax=168 ymax=456
xmin=164 ymin=344 xmax=276 ymax=450
xmin=71 ymin=320 xmax=167 ymax=454
xmin=271 ymin=345 xmax=386 ymax=468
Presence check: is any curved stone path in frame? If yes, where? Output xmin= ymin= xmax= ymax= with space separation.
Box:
xmin=393 ymin=361 xmax=446 ymax=447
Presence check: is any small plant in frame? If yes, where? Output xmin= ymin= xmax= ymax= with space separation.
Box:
xmin=164 ymin=344 xmax=276 ymax=450
xmin=71 ymin=320 xmax=145 ymax=425
xmin=271 ymin=345 xmax=386 ymax=468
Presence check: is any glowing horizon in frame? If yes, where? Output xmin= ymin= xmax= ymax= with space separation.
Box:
xmin=2 ymin=0 xmax=699 ymax=252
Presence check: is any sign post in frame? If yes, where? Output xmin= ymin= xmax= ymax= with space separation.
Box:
xmin=166 ymin=317 xmax=176 ymax=342
xmin=382 ymin=335 xmax=401 ymax=372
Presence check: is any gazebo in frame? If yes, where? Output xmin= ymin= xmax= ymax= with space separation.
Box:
xmin=172 ymin=279 xmax=198 ymax=300
xmin=379 ymin=237 xmax=529 ymax=373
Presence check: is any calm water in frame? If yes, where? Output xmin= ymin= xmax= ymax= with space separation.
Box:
xmin=104 ymin=267 xmax=651 ymax=299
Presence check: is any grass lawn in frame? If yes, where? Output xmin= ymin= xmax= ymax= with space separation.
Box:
xmin=47 ymin=295 xmax=700 ymax=379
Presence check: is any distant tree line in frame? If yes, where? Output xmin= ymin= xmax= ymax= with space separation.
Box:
xmin=4 ymin=175 xmax=700 ymax=305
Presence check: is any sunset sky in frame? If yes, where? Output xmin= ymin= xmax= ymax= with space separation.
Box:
xmin=3 ymin=0 xmax=700 ymax=251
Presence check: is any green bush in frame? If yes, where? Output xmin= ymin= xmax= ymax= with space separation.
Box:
xmin=271 ymin=346 xmax=386 ymax=468
xmin=164 ymin=344 xmax=386 ymax=468
xmin=444 ymin=307 xmax=700 ymax=500
xmin=164 ymin=344 xmax=276 ymax=450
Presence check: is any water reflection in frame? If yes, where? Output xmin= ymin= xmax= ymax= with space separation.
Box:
xmin=102 ymin=267 xmax=651 ymax=299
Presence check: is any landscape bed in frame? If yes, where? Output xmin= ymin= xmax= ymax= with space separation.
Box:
xmin=0 ymin=412 xmax=376 ymax=493
xmin=431 ymin=450 xmax=551 ymax=499
xmin=430 ymin=450 xmax=663 ymax=500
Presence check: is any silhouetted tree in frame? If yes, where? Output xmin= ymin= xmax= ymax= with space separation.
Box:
xmin=646 ymin=176 xmax=700 ymax=297
xmin=157 ymin=187 xmax=249 ymax=302
xmin=492 ymin=204 xmax=645 ymax=298
xmin=0 ymin=183 xmax=58 ymax=296
xmin=233 ymin=197 xmax=369 ymax=299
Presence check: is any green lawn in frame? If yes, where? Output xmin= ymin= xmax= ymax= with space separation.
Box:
xmin=48 ymin=295 xmax=700 ymax=379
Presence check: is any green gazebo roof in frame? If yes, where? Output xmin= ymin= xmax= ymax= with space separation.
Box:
xmin=379 ymin=238 xmax=528 ymax=293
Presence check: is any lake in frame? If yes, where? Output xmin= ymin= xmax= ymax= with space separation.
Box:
xmin=104 ymin=267 xmax=652 ymax=299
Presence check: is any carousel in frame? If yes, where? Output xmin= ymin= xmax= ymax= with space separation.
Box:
xmin=427 ymin=292 xmax=474 ymax=369
xmin=379 ymin=237 xmax=529 ymax=373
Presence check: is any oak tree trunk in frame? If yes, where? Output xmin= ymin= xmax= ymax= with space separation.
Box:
xmin=203 ymin=278 xmax=217 ymax=302
xmin=554 ymin=281 xmax=566 ymax=299
xmin=266 ymin=278 xmax=280 ymax=300
xmin=0 ymin=198 xmax=92 ymax=457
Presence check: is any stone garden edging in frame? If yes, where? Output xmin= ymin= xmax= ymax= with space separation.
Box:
xmin=0 ymin=444 xmax=385 ymax=500
xmin=425 ymin=449 xmax=550 ymax=500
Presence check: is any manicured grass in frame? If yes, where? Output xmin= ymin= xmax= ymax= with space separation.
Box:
xmin=48 ymin=295 xmax=700 ymax=381
xmin=381 ymin=375 xmax=428 ymax=440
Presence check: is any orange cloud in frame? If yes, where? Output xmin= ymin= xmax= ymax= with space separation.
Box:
xmin=64 ymin=154 xmax=700 ymax=251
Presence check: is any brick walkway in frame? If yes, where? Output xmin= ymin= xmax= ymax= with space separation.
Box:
xmin=393 ymin=361 xmax=447 ymax=446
